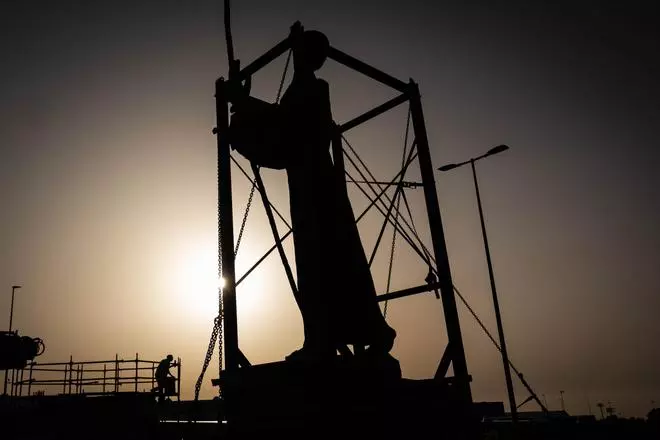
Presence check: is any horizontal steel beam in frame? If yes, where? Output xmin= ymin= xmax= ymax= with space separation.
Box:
xmin=340 ymin=92 xmax=409 ymax=133
xmin=376 ymin=282 xmax=441 ymax=302
xmin=238 ymin=37 xmax=291 ymax=81
xmin=328 ymin=46 xmax=408 ymax=92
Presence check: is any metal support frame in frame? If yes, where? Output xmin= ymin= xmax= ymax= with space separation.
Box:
xmin=408 ymin=81 xmax=472 ymax=402
xmin=215 ymin=78 xmax=240 ymax=374
xmin=215 ymin=24 xmax=472 ymax=405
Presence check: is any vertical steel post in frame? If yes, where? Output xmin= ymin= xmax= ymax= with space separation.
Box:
xmin=4 ymin=285 xmax=21 ymax=395
xmin=77 ymin=366 xmax=82 ymax=394
xmin=135 ymin=353 xmax=139 ymax=393
xmin=103 ymin=364 xmax=107 ymax=394
xmin=115 ymin=354 xmax=119 ymax=393
xmin=408 ymin=80 xmax=472 ymax=403
xmin=62 ymin=363 xmax=68 ymax=394
xmin=27 ymin=363 xmax=33 ymax=396
xmin=177 ymin=357 xmax=181 ymax=401
xmin=68 ymin=356 xmax=73 ymax=395
xmin=215 ymin=78 xmax=239 ymax=373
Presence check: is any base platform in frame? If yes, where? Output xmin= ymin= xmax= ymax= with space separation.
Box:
xmin=216 ymin=355 xmax=479 ymax=438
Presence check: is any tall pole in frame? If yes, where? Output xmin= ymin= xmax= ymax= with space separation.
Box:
xmin=470 ymin=160 xmax=518 ymax=422
xmin=4 ymin=285 xmax=21 ymax=395
xmin=216 ymin=78 xmax=238 ymax=374
xmin=409 ymin=81 xmax=472 ymax=404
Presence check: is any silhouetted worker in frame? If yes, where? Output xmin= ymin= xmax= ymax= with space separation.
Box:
xmin=155 ymin=354 xmax=177 ymax=401
xmin=227 ymin=23 xmax=396 ymax=363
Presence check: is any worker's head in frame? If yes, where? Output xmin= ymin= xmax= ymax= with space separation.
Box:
xmin=167 ymin=354 xmax=173 ymax=361
xmin=293 ymin=30 xmax=330 ymax=73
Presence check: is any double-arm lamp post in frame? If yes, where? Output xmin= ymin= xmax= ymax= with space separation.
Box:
xmin=437 ymin=145 xmax=518 ymax=422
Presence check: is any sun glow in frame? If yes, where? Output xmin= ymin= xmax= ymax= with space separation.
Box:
xmin=173 ymin=244 xmax=223 ymax=320
xmin=172 ymin=242 xmax=268 ymax=321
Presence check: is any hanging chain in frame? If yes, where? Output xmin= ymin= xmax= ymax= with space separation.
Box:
xmin=383 ymin=106 xmax=412 ymax=319
xmin=383 ymin=193 xmax=400 ymax=319
xmin=194 ymin=316 xmax=220 ymax=401
xmin=195 ymin=118 xmax=228 ymax=401
xmin=194 ymin=190 xmax=225 ymax=400
xmin=235 ymin=183 xmax=256 ymax=255
xmin=276 ymin=49 xmax=292 ymax=104
xmin=194 ymin=48 xmax=293 ymax=402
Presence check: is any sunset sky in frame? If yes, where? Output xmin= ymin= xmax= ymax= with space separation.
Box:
xmin=1 ymin=1 xmax=659 ymax=417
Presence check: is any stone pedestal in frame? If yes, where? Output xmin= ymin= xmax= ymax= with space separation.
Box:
xmin=218 ymin=354 xmax=476 ymax=439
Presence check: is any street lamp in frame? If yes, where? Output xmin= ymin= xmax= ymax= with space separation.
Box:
xmin=4 ymin=285 xmax=22 ymax=396
xmin=437 ymin=145 xmax=518 ymax=422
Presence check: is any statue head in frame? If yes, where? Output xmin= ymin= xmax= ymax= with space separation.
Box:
xmin=293 ymin=30 xmax=330 ymax=73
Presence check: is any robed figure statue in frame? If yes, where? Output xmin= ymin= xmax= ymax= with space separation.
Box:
xmin=226 ymin=25 xmax=396 ymax=363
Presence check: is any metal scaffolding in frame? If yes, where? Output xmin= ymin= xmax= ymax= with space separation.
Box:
xmin=6 ymin=354 xmax=181 ymax=400
xmin=213 ymin=22 xmax=473 ymax=406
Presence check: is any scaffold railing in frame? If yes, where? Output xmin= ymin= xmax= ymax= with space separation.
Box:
xmin=5 ymin=353 xmax=181 ymax=400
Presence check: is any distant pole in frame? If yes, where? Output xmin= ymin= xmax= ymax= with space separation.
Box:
xmin=8 ymin=285 xmax=21 ymax=333
xmin=542 ymin=394 xmax=549 ymax=409
xmin=560 ymin=390 xmax=566 ymax=412
xmin=470 ymin=158 xmax=518 ymax=422
xmin=437 ymin=145 xmax=516 ymax=421
xmin=3 ymin=285 xmax=22 ymax=395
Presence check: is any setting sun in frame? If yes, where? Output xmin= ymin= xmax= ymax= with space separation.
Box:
xmin=173 ymin=243 xmax=222 ymax=320
xmin=170 ymin=240 xmax=274 ymax=323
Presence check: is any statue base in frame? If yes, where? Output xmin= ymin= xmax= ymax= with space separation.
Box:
xmin=216 ymin=354 xmax=477 ymax=438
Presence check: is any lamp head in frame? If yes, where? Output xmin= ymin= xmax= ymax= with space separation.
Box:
xmin=437 ymin=163 xmax=459 ymax=172
xmin=486 ymin=144 xmax=509 ymax=156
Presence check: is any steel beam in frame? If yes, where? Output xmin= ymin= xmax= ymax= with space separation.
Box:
xmin=434 ymin=342 xmax=452 ymax=379
xmin=251 ymin=163 xmax=300 ymax=308
xmin=327 ymin=46 xmax=408 ymax=92
xmin=340 ymin=93 xmax=409 ymax=133
xmin=376 ymin=282 xmax=441 ymax=302
xmin=216 ymin=79 xmax=239 ymax=372
xmin=408 ymin=80 xmax=472 ymax=404
xmin=238 ymin=38 xmax=291 ymax=81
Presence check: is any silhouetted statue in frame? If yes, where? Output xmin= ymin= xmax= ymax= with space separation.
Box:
xmin=154 ymin=354 xmax=177 ymax=401
xmin=227 ymin=23 xmax=396 ymax=363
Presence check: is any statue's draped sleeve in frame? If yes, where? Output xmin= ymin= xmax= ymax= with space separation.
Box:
xmin=228 ymin=78 xmax=332 ymax=169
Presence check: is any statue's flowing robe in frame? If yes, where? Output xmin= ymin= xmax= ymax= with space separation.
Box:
xmin=229 ymin=75 xmax=394 ymax=349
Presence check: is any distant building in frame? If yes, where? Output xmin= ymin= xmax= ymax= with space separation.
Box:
xmin=484 ymin=410 xmax=580 ymax=424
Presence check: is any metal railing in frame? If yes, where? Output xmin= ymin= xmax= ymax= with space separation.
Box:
xmin=6 ymin=353 xmax=181 ymax=400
